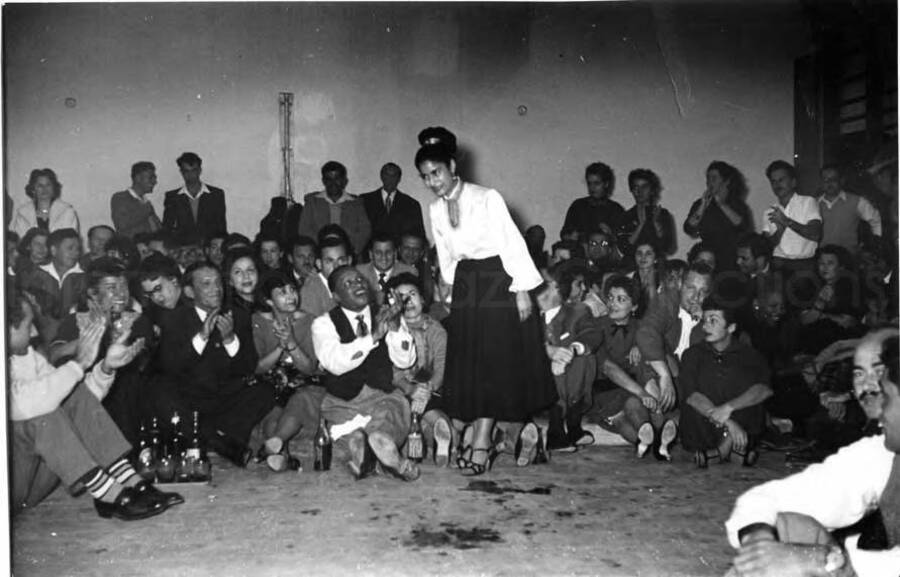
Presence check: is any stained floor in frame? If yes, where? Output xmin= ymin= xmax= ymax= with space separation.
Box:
xmin=11 ymin=436 xmax=789 ymax=577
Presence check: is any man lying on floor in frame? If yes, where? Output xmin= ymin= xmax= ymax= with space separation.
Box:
xmin=724 ymin=335 xmax=900 ymax=577
xmin=8 ymin=290 xmax=183 ymax=520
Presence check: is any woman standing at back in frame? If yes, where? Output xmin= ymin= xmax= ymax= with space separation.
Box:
xmin=414 ymin=139 xmax=555 ymax=475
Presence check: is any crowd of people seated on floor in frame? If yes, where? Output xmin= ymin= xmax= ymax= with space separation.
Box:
xmin=5 ymin=129 xmax=899 ymax=574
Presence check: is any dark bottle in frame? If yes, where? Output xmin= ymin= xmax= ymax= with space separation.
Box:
xmin=135 ymin=421 xmax=155 ymax=481
xmin=407 ymin=413 xmax=424 ymax=463
xmin=170 ymin=411 xmax=191 ymax=482
xmin=313 ymin=418 xmax=332 ymax=471
xmin=187 ymin=411 xmax=210 ymax=482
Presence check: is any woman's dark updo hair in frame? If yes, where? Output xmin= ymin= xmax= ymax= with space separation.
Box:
xmin=417 ymin=126 xmax=457 ymax=153
xmin=414 ymin=144 xmax=455 ymax=171
xmin=260 ymin=271 xmax=297 ymax=302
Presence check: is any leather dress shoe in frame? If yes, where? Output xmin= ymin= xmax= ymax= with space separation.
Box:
xmin=134 ymin=480 xmax=185 ymax=507
xmin=94 ymin=486 xmax=168 ymax=521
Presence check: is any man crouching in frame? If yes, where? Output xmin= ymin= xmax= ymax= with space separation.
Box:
xmin=311 ymin=265 xmax=419 ymax=481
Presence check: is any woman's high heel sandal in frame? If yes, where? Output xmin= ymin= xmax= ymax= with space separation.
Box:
xmin=455 ymin=425 xmax=473 ymax=469
xmin=460 ymin=447 xmax=498 ymax=477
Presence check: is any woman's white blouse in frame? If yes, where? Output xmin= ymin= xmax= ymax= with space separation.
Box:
xmin=429 ymin=181 xmax=542 ymax=293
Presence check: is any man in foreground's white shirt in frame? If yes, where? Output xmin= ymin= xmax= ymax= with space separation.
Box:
xmin=312 ymin=265 xmax=419 ymax=482
xmin=725 ymin=335 xmax=900 ymax=577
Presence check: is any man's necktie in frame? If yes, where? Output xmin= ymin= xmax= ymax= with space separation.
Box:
xmin=385 ymin=194 xmax=392 ymax=214
xmin=378 ymin=272 xmax=388 ymax=295
xmin=356 ymin=314 xmax=369 ymax=338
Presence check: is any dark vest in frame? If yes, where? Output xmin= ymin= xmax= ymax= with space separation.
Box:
xmin=322 ymin=306 xmax=394 ymax=401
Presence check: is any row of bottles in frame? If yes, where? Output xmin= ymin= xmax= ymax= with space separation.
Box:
xmin=136 ymin=411 xmax=211 ymax=483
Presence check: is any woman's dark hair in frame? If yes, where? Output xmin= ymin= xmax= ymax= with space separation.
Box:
xmin=701 ymin=294 xmax=739 ymax=328
xmin=385 ymin=272 xmax=423 ymax=296
xmin=627 ymin=168 xmax=662 ymax=198
xmin=222 ymin=247 xmax=260 ymax=304
xmin=18 ymin=227 xmax=49 ymax=257
xmin=259 ymin=271 xmax=298 ymax=303
xmin=816 ymin=244 xmax=852 ymax=271
xmin=414 ymin=144 xmax=455 ymax=171
xmin=605 ymin=274 xmax=640 ymax=306
xmin=687 ymin=241 xmax=716 ymax=266
xmin=25 ymin=168 xmax=62 ymax=201
xmin=707 ymin=160 xmax=749 ymax=206
xmin=417 ymin=126 xmax=457 ymax=153
xmin=585 ymin=162 xmax=615 ymax=192
xmin=105 ymin=236 xmax=140 ymax=271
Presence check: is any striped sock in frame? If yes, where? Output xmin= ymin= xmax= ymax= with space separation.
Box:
xmin=107 ymin=458 xmax=140 ymax=487
xmin=83 ymin=467 xmax=119 ymax=502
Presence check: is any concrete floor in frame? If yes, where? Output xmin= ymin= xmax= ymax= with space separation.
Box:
xmin=11 ymin=436 xmax=790 ymax=577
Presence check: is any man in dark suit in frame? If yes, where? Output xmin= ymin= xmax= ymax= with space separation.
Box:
xmin=361 ymin=163 xmax=426 ymax=244
xmin=155 ymin=262 xmax=273 ymax=466
xmin=635 ymin=262 xmax=713 ymax=455
xmin=162 ymin=152 xmax=227 ymax=243
xmin=536 ymin=263 xmax=604 ymax=451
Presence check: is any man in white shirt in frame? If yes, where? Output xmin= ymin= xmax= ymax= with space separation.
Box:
xmin=762 ymin=160 xmax=822 ymax=274
xmin=725 ymin=335 xmax=900 ymax=577
xmin=312 ymin=265 xmax=419 ymax=481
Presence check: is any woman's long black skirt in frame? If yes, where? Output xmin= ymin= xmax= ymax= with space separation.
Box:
xmin=442 ymin=256 xmax=557 ymax=422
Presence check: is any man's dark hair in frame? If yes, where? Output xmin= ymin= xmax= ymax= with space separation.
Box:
xmin=544 ymin=262 xmax=584 ymax=302
xmin=176 ymin=152 xmax=202 ymax=168
xmin=327 ymin=264 xmax=357 ymax=293
xmin=133 ymin=232 xmax=153 ymax=247
xmin=104 ymin=236 xmax=139 ymax=270
xmin=182 ymin=260 xmax=219 ymax=290
xmin=883 ymin=336 xmax=900 ymax=386
xmin=820 ymin=163 xmax=843 ymax=176
xmin=381 ymin=162 xmax=402 ymax=178
xmin=687 ymin=261 xmax=714 ymax=280
xmin=664 ymin=258 xmax=688 ymax=277
xmin=369 ymin=231 xmax=396 ymax=250
xmin=223 ymin=233 xmax=251 ymax=253
xmin=737 ymin=233 xmax=772 ymax=261
xmin=7 ymin=290 xmax=29 ymax=328
xmin=205 ymin=230 xmax=229 ymax=247
xmin=255 ymin=231 xmax=282 ymax=250
xmin=147 ymin=230 xmax=177 ymax=251
xmin=88 ymin=224 xmax=115 ymax=242
xmin=766 ymin=159 xmax=796 ymax=180
xmin=551 ymin=239 xmax=585 ymax=260
xmin=687 ymin=241 xmax=715 ymax=265
xmin=288 ymin=235 xmax=318 ymax=257
xmin=131 ymin=161 xmax=155 ymax=180
xmin=701 ymin=294 xmax=739 ymax=327
xmin=86 ymin=257 xmax=127 ymax=292
xmin=317 ymin=224 xmax=353 ymax=255
xmin=319 ymin=236 xmax=351 ymax=259
xmin=585 ymin=162 xmax=615 ymax=191
xmin=321 ymin=160 xmax=347 ymax=178
xmin=137 ymin=253 xmax=181 ymax=284
xmin=48 ymin=228 xmax=79 ymax=248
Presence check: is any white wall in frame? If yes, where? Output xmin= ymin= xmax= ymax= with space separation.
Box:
xmin=4 ymin=2 xmax=810 ymax=257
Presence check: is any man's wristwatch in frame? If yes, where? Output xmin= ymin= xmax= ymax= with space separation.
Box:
xmin=823 ymin=544 xmax=846 ymax=575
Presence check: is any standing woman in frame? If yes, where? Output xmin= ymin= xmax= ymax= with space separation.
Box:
xmin=415 ymin=143 xmax=556 ymax=475
xmin=616 ymin=169 xmax=676 ymax=262
xmin=683 ymin=161 xmax=752 ymax=272
xmin=11 ymin=169 xmax=80 ymax=237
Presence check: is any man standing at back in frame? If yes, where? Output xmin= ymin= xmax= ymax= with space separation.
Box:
xmin=162 ymin=152 xmax=227 ymax=243
xmin=298 ymin=161 xmax=371 ymax=260
xmin=817 ymin=163 xmax=882 ymax=254
xmin=111 ymin=161 xmax=162 ymax=239
xmin=762 ymin=160 xmax=822 ymax=277
xmin=361 ymin=162 xmax=425 ymax=242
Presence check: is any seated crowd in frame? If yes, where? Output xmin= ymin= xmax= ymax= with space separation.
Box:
xmin=6 ymin=133 xmax=899 ymax=576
